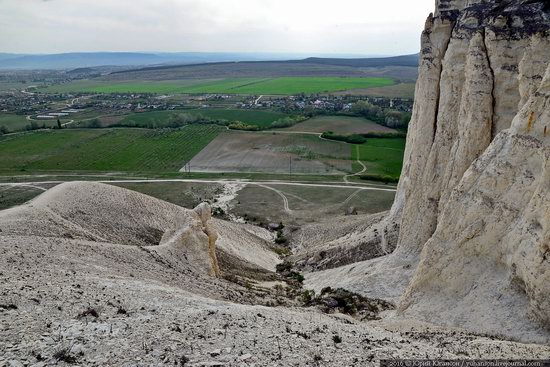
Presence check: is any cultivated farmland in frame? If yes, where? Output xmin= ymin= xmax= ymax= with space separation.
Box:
xmin=188 ymin=130 xmax=352 ymax=174
xmin=281 ymin=115 xmax=397 ymax=134
xmin=118 ymin=109 xmax=289 ymax=129
xmin=44 ymin=77 xmax=395 ymax=95
xmin=0 ymin=126 xmax=222 ymax=173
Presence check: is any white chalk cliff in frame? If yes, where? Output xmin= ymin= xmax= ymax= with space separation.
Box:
xmin=394 ymin=0 xmax=550 ymax=342
xmin=307 ymin=0 xmax=550 ymax=343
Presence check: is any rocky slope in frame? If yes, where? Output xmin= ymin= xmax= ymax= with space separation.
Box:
xmin=307 ymin=0 xmax=550 ymax=343
xmin=2 ymin=182 xmax=550 ymax=365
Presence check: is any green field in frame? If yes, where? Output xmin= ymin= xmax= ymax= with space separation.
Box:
xmin=45 ymin=77 xmax=395 ymax=95
xmin=0 ymin=126 xmax=221 ymax=173
xmin=352 ymin=138 xmax=406 ymax=179
xmin=119 ymin=109 xmax=289 ymax=129
xmin=0 ymin=113 xmax=68 ymax=132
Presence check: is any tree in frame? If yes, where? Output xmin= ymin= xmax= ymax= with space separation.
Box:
xmin=87 ymin=119 xmax=102 ymax=128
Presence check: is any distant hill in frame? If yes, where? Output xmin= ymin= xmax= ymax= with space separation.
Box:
xmin=111 ymin=54 xmax=420 ymax=75
xmin=104 ymin=55 xmax=419 ymax=82
xmin=298 ymin=54 xmax=419 ymax=68
xmin=0 ymin=52 xmax=170 ymax=70
xmin=0 ymin=52 xmax=387 ymax=70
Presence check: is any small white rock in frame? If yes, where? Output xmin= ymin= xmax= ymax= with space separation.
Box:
xmin=239 ymin=353 xmax=252 ymax=361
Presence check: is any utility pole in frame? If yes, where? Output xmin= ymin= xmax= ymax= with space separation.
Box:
xmin=289 ymin=156 xmax=292 ymax=179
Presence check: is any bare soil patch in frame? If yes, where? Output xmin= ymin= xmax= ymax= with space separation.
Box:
xmin=188 ymin=130 xmax=351 ymax=174
xmin=282 ymin=115 xmax=396 ymax=134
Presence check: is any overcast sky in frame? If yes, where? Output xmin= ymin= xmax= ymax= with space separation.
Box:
xmin=0 ymin=0 xmax=434 ymax=55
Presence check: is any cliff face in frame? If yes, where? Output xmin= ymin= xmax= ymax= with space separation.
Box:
xmin=392 ymin=0 xmax=550 ymax=342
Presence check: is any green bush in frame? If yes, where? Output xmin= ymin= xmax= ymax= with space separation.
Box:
xmin=228 ymin=121 xmax=261 ymax=131
xmin=321 ymin=131 xmax=367 ymax=144
xmin=275 ymin=262 xmax=293 ymax=273
xmin=301 ymin=289 xmax=316 ymax=305
xmin=270 ymin=115 xmax=307 ymax=129
xmin=85 ymin=119 xmax=102 ymax=128
xmin=359 ymin=173 xmax=399 ymax=183
xmin=362 ymin=131 xmax=406 ymax=139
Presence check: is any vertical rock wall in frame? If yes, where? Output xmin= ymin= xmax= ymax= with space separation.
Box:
xmin=390 ymin=0 xmax=550 ymax=342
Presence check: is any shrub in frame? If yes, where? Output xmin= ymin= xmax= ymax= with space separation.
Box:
xmin=301 ymin=289 xmax=316 ymax=305
xmin=275 ymin=262 xmax=293 ymax=273
xmin=78 ymin=308 xmax=99 ymax=319
xmin=53 ymin=344 xmax=81 ymax=363
xmin=228 ymin=121 xmax=260 ymax=131
xmin=289 ymin=271 xmax=305 ymax=283
xmin=273 ymin=246 xmax=291 ymax=257
xmin=25 ymin=121 xmax=45 ymax=131
xmin=212 ymin=207 xmax=225 ymax=217
xmin=359 ymin=173 xmax=399 ymax=183
xmin=270 ymin=115 xmax=307 ymax=129
xmin=362 ymin=131 xmax=406 ymax=138
xmin=321 ymin=131 xmax=367 ymax=144
xmin=85 ymin=119 xmax=102 ymax=128
xmin=178 ymin=355 xmax=190 ymax=366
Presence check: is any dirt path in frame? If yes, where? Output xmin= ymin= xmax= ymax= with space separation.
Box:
xmin=255 ymin=184 xmax=292 ymax=212
xmin=341 ymin=188 xmax=363 ymax=207
xmin=343 ymin=145 xmax=367 ymax=183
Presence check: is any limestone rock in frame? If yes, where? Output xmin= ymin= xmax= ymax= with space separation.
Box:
xmin=307 ymin=0 xmax=550 ymax=343
xmin=389 ymin=0 xmax=550 ymax=342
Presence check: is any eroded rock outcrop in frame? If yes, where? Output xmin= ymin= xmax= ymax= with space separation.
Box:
xmin=307 ymin=0 xmax=550 ymax=343
xmin=393 ymin=0 xmax=550 ymax=342
xmin=0 ymin=182 xmax=224 ymax=277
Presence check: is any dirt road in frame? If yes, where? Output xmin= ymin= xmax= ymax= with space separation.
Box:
xmin=0 ymin=178 xmax=397 ymax=193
